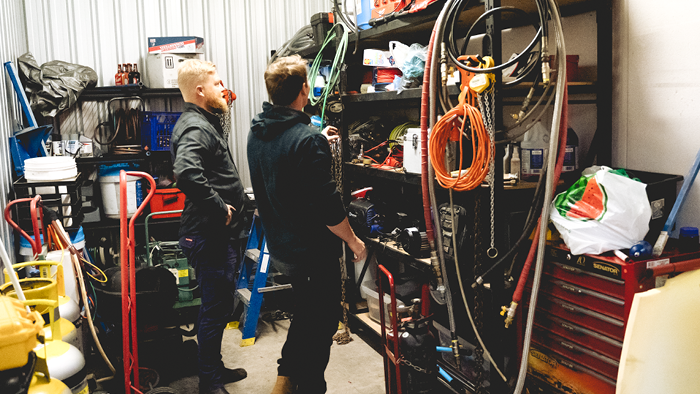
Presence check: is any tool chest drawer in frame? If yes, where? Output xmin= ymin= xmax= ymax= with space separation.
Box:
xmin=529 ymin=294 xmax=626 ymax=342
xmin=544 ymin=260 xmax=625 ymax=300
xmin=533 ymin=312 xmax=623 ymax=360
xmin=530 ymin=275 xmax=626 ymax=320
xmin=532 ymin=327 xmax=620 ymax=381
xmin=528 ymin=345 xmax=616 ymax=394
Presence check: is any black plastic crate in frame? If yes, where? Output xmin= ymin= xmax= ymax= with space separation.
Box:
xmin=13 ymin=173 xmax=85 ymax=233
xmin=626 ymin=169 xmax=683 ymax=243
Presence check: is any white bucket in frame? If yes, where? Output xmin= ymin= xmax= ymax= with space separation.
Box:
xmin=24 ymin=157 xmax=77 ymax=182
xmin=99 ymin=174 xmax=138 ymax=219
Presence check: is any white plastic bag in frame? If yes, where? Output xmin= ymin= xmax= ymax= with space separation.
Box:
xmin=550 ymin=167 xmax=652 ymax=255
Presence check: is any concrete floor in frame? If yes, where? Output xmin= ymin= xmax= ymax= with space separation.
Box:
xmin=166 ymin=318 xmax=386 ymax=394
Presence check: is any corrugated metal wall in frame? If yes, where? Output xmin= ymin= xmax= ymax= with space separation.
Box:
xmin=0 ymin=0 xmax=29 ymax=264
xmin=25 ymin=0 xmax=330 ymax=187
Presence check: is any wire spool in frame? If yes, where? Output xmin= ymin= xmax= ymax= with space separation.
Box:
xmin=429 ymin=102 xmax=492 ymax=191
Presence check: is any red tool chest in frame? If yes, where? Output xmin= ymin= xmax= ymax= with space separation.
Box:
xmin=520 ymin=242 xmax=700 ymax=394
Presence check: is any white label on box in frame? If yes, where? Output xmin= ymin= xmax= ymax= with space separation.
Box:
xmin=646 ymin=258 xmax=670 ymax=269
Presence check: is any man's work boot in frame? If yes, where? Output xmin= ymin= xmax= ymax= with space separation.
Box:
xmin=222 ymin=367 xmax=247 ymax=384
xmin=270 ymin=376 xmax=295 ymax=394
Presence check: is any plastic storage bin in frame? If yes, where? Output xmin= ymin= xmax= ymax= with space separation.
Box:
xmin=149 ymin=188 xmax=185 ymax=218
xmin=363 ymin=284 xmax=404 ymax=327
xmin=141 ymin=111 xmax=182 ymax=152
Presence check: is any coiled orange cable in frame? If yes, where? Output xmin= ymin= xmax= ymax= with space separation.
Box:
xmin=429 ymin=98 xmax=492 ymax=191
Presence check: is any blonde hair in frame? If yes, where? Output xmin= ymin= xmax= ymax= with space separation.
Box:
xmin=264 ymin=55 xmax=308 ymax=106
xmin=178 ymin=59 xmax=216 ymax=96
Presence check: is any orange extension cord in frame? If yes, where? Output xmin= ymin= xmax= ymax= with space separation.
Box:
xmin=429 ymin=93 xmax=492 ymax=191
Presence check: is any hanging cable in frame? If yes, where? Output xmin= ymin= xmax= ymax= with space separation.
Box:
xmin=308 ymin=22 xmax=349 ymax=130
xmin=512 ymin=1 xmax=567 ymax=392
xmin=429 ymin=102 xmax=492 ymax=191
xmin=447 ymin=5 xmax=543 ymax=75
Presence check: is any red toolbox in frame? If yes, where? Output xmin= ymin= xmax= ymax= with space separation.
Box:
xmin=149 ymin=188 xmax=185 ymax=218
xmin=520 ymin=242 xmax=700 ymax=393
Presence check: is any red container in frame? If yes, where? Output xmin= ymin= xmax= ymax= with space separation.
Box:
xmin=149 ymin=188 xmax=185 ymax=218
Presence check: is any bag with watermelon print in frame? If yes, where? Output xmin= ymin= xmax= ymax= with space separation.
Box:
xmin=550 ymin=167 xmax=652 ymax=255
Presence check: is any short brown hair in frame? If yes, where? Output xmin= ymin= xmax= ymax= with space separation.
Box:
xmin=264 ymin=55 xmax=308 ymax=106
xmin=178 ymin=59 xmax=216 ymax=95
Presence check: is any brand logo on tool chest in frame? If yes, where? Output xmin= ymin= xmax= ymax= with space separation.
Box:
xmin=593 ymin=262 xmax=620 ymax=276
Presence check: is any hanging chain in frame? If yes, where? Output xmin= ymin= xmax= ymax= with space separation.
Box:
xmin=331 ymin=137 xmax=352 ymax=345
xmin=478 ymin=86 xmax=498 ymax=259
xmin=330 ymin=138 xmax=344 ymax=199
xmin=217 ymin=100 xmax=233 ymax=137
xmin=473 ymin=195 xmax=487 ymax=394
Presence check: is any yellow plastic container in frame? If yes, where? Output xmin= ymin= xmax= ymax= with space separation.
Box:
xmin=0 ymin=295 xmax=44 ymax=371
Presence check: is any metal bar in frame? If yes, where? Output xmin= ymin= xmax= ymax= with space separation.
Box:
xmin=257 ymin=284 xmax=293 ymax=293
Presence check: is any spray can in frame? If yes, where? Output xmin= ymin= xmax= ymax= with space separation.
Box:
xmin=510 ymin=145 xmax=521 ymax=179
xmin=503 ymin=144 xmax=511 ymax=176
xmin=51 ymin=132 xmax=63 ymax=156
xmin=520 ymin=121 xmax=550 ymax=180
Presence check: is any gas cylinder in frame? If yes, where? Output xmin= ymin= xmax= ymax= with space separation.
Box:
xmin=399 ymin=300 xmax=437 ymax=394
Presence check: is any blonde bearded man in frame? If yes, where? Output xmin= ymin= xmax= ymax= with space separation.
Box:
xmin=171 ymin=59 xmax=249 ymax=394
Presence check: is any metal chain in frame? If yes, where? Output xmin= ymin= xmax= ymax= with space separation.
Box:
xmin=217 ymin=100 xmax=233 ymax=137
xmin=477 ymin=86 xmax=498 ymax=259
xmin=331 ymin=137 xmax=352 ymax=345
xmin=473 ymin=195 xmax=487 ymax=394
xmin=333 ymin=252 xmax=353 ymax=345
xmin=400 ymin=357 xmax=431 ymax=374
xmin=330 ymin=138 xmax=343 ymax=199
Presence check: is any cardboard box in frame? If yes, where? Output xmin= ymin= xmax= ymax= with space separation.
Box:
xmin=146 ymin=53 xmax=203 ymax=88
xmin=148 ymin=36 xmax=204 ymax=54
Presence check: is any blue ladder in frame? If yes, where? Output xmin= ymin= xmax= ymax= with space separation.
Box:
xmin=232 ymin=212 xmax=291 ymax=346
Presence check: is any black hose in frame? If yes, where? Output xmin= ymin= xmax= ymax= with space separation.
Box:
xmin=446 ymin=5 xmax=543 ymax=74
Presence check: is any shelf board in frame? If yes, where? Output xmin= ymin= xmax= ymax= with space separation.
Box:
xmin=82 ymin=215 xmax=180 ymax=231
xmin=345 ymin=162 xmax=421 ymax=185
xmin=348 ymin=0 xmax=596 ymax=46
xmin=362 ymin=235 xmax=432 ymax=271
xmin=80 ymin=86 xmax=182 ymax=100
xmin=343 ymin=82 xmax=595 ymax=104
xmin=354 ymin=311 xmax=383 ymax=337
xmin=76 ymin=153 xmax=148 ymax=166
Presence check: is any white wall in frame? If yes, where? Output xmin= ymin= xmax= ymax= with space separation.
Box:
xmin=613 ymin=0 xmax=700 ymax=236
xmin=0 ymin=0 xmax=29 ymax=265
xmin=24 ymin=0 xmax=330 ymax=187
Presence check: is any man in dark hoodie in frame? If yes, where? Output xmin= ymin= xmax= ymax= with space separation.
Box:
xmin=248 ymin=55 xmax=366 ymax=394
xmin=171 ymin=59 xmax=248 ymax=394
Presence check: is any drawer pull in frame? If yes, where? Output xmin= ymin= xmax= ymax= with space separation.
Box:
xmin=560 ymin=303 xmax=579 ymax=313
xmin=561 ymin=322 xmax=578 ymax=332
xmin=560 ymin=264 xmax=582 ymax=274
xmin=561 ymin=284 xmax=581 ymax=294
xmin=560 ymin=341 xmax=578 ymax=352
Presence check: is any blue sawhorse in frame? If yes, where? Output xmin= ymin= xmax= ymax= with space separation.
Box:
xmin=231 ymin=212 xmax=291 ymax=346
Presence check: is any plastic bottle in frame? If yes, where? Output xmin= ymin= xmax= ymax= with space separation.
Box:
xmin=520 ymin=121 xmax=550 ymax=180
xmin=503 ymin=144 xmax=511 ymax=176
xmin=510 ymin=145 xmax=521 ymax=179
xmin=563 ymin=127 xmax=579 ymax=173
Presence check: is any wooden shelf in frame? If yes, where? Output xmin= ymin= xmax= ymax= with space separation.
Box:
xmin=354 ymin=311 xmax=383 ymax=336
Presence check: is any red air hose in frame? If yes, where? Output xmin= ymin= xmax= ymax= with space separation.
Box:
xmin=420 ymin=24 xmax=437 ymax=247
xmin=512 ymin=86 xmax=569 ymax=305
